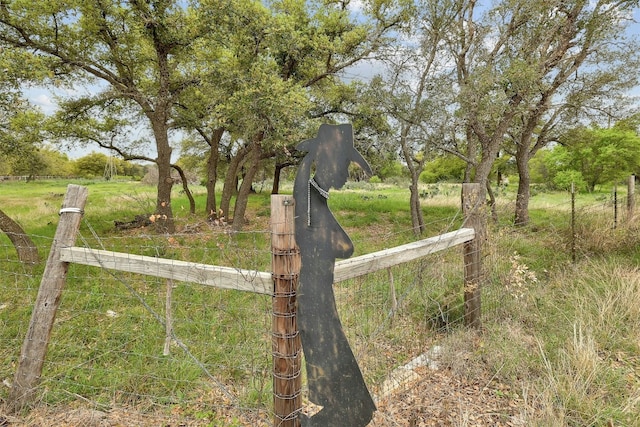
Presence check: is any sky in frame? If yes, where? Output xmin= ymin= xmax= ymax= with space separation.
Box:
xmin=27 ymin=84 xmax=117 ymax=160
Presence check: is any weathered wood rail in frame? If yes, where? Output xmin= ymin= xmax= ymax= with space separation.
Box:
xmin=59 ymin=246 xmax=274 ymax=294
xmin=58 ymin=227 xmax=474 ymax=294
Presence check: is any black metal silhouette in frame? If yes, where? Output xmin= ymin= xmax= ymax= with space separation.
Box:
xmin=294 ymin=124 xmax=376 ymax=426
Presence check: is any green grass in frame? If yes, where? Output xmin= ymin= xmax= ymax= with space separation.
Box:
xmin=450 ymin=184 xmax=640 ymax=426
xmin=1 ymin=178 xmax=639 ymax=425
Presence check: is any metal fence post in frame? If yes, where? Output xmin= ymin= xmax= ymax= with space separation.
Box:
xmin=614 ymin=184 xmax=618 ymax=229
xmin=628 ymin=174 xmax=635 ymax=220
xmin=571 ymin=183 xmax=577 ymax=263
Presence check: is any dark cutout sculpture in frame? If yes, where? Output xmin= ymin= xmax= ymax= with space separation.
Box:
xmin=294 ymin=124 xmax=376 ymax=426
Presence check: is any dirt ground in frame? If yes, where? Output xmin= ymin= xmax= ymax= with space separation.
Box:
xmin=370 ymin=366 xmax=527 ymax=427
xmin=1 ymin=364 xmax=528 ymax=427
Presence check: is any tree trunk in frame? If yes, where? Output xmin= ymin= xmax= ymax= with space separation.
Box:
xmin=232 ymin=145 xmax=262 ymax=231
xmin=0 ymin=209 xmax=39 ymax=265
xmin=220 ymin=144 xmax=251 ymax=219
xmin=409 ymin=176 xmax=425 ymax=236
xmin=398 ymin=122 xmax=425 ymax=237
xmin=272 ymin=162 xmax=285 ymax=195
xmin=149 ymin=116 xmax=175 ymax=234
xmin=471 ymin=149 xmax=496 ymax=207
xmin=171 ymin=164 xmax=196 ymax=214
xmin=514 ymin=150 xmax=531 ymax=226
xmin=512 ymin=114 xmax=543 ymax=227
xmin=205 ymin=127 xmax=224 ymax=218
xmin=486 ymin=180 xmax=498 ymax=223
xmin=464 ymin=129 xmax=477 ymax=183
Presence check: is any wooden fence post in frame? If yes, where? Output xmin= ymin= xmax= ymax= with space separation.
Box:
xmin=462 ymin=183 xmax=483 ymax=329
xmin=9 ymin=184 xmax=88 ymax=413
xmin=628 ymin=174 xmax=635 ymax=220
xmin=271 ymin=195 xmax=302 ymax=427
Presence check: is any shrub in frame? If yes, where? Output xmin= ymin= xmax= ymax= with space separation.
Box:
xmin=552 ymin=170 xmax=586 ymax=192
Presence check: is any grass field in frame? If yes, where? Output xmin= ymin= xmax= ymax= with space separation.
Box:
xmin=1 ymin=178 xmax=640 ymax=426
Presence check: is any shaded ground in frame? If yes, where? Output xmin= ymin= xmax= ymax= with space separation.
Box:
xmin=370 ymin=367 xmax=527 ymax=427
xmin=1 ymin=365 xmax=528 ymax=427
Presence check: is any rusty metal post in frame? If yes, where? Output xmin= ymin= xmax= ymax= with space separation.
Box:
xmin=628 ymin=175 xmax=635 ymax=220
xmin=271 ymin=195 xmax=302 ymax=427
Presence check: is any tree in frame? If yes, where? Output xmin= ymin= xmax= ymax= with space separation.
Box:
xmin=420 ymin=154 xmax=467 ymax=183
xmin=174 ymin=0 xmax=411 ymax=229
xmin=39 ymin=148 xmax=74 ymax=177
xmin=73 ymin=152 xmax=109 ymax=178
xmin=0 ymin=1 xmax=217 ymax=233
xmin=370 ymin=0 xmax=460 ymax=235
xmin=429 ymin=0 xmax=640 ymax=227
xmin=0 ymin=97 xmax=47 ymax=177
xmin=0 ymin=103 xmax=41 ymax=263
xmin=556 ymin=124 xmax=640 ymax=191
xmin=375 ymin=0 xmax=557 ymax=230
xmin=505 ymin=0 xmax=640 ymax=225
xmin=0 ymin=46 xmax=44 ymax=263
xmin=447 ymin=0 xmax=527 ymax=199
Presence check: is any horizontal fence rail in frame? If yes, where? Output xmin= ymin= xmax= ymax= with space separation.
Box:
xmin=334 ymin=228 xmax=475 ymax=283
xmin=59 ymin=246 xmax=273 ymax=294
xmin=58 ymin=228 xmax=475 ymax=295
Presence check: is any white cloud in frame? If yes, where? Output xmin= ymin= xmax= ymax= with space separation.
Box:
xmin=28 ymin=91 xmax=58 ymax=114
xmin=350 ymin=0 xmax=365 ymax=11
xmin=32 ymin=93 xmax=53 ymax=106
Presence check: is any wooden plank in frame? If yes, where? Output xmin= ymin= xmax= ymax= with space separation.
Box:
xmin=270 ymin=195 xmax=302 ymax=427
xmin=59 ymin=246 xmax=272 ymax=295
xmin=9 ymin=184 xmax=88 ymax=413
xmin=462 ymin=183 xmax=483 ymax=329
xmin=333 ymin=228 xmax=474 ymax=283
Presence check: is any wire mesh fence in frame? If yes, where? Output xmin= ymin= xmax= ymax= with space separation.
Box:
xmin=0 ymin=181 xmax=636 ymax=425
xmin=2 ymin=225 xmax=275 ymax=424
xmin=481 ymin=181 xmax=638 ymax=319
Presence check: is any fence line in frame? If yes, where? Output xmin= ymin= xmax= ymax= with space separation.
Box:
xmin=3 ymin=184 xmax=483 ymax=425
xmin=6 ymin=180 xmax=632 ymax=424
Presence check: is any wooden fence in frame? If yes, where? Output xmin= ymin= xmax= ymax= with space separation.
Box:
xmin=7 ymin=183 xmax=484 ymax=425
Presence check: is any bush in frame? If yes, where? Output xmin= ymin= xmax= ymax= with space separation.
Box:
xmin=378 ymin=161 xmax=405 ymax=180
xmin=420 ymin=156 xmax=466 ymax=184
xmin=553 ymin=170 xmax=586 ymax=192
